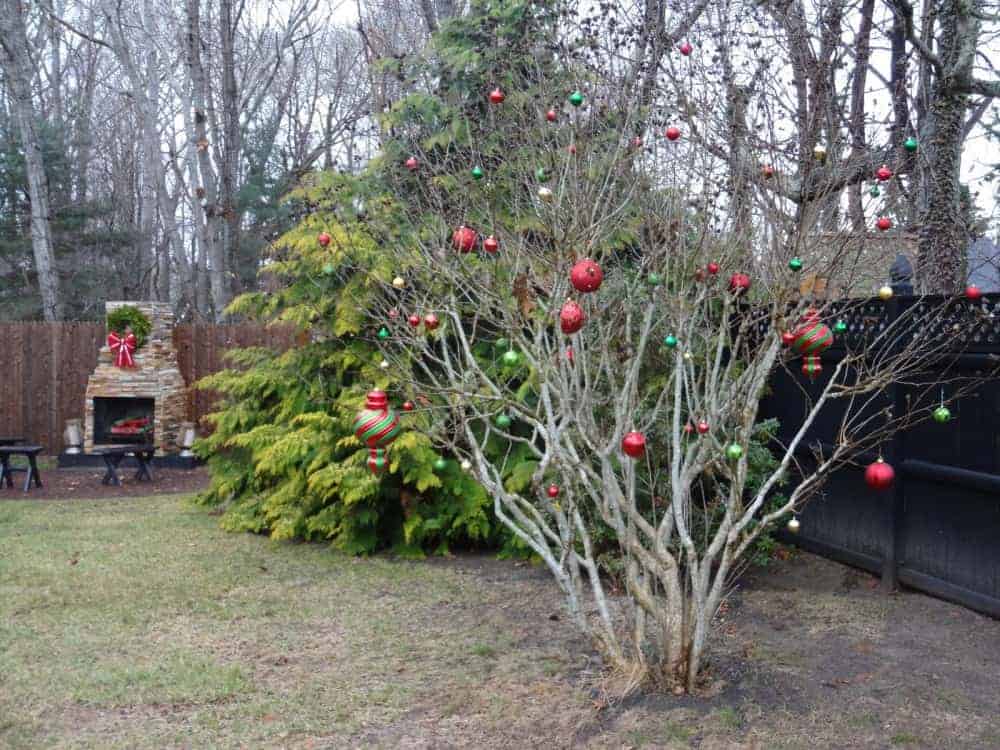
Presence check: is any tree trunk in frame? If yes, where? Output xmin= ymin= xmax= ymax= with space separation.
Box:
xmin=914 ymin=0 xmax=978 ymax=292
xmin=0 ymin=0 xmax=64 ymax=320
xmin=916 ymin=88 xmax=966 ymax=291
xmin=219 ymin=0 xmax=242 ymax=302
xmin=186 ymin=0 xmax=229 ymax=319
xmin=142 ymin=48 xmax=165 ymax=301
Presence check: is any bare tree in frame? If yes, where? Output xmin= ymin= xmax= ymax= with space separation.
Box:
xmin=347 ymin=5 xmax=991 ymax=693
xmin=0 ymin=0 xmax=64 ymax=320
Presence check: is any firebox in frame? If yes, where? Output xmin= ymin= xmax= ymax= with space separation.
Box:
xmin=93 ymin=397 xmax=155 ymax=445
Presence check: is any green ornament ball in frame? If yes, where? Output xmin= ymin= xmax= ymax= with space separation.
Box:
xmin=322 ymin=263 xmax=335 ymax=275
xmin=869 ymin=185 xmax=880 ymax=198
xmin=664 ymin=334 xmax=678 ymax=349
xmin=433 ymin=457 xmax=448 ymax=471
xmin=904 ymin=137 xmax=918 ymax=152
xmin=834 ymin=320 xmax=848 ymax=334
xmin=933 ymin=406 xmax=951 ymax=423
xmin=502 ymin=350 xmax=521 ymax=366
xmin=471 ymin=166 xmax=484 ymax=180
xmin=496 ymin=337 xmax=509 ymax=350
xmin=495 ymin=414 xmax=512 ymax=429
xmin=789 ymin=257 xmax=803 ymax=271
xmin=647 ymin=272 xmax=662 ymax=286
xmin=535 ymin=167 xmax=550 ymax=182
xmin=568 ymin=90 xmax=584 ymax=107
xmin=377 ymin=326 xmax=389 ymax=340
xmin=725 ymin=444 xmax=744 ymax=460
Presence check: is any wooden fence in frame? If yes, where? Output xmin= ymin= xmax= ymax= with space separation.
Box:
xmin=0 ymin=322 xmax=300 ymax=453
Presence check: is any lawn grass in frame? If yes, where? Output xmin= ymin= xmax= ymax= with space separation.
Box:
xmin=0 ymin=495 xmax=589 ymax=748
xmin=3 ymin=493 xmax=999 ymax=749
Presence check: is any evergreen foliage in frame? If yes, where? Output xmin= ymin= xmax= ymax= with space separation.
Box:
xmin=195 ymin=173 xmax=516 ymax=556
xmin=0 ymin=119 xmax=138 ymax=319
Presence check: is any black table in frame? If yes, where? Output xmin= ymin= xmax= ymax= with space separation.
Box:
xmin=0 ymin=445 xmax=43 ymax=492
xmin=93 ymin=445 xmax=155 ymax=486
xmin=0 ymin=437 xmax=25 ymax=447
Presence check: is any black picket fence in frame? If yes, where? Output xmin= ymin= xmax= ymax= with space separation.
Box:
xmin=760 ymin=293 xmax=1000 ymax=618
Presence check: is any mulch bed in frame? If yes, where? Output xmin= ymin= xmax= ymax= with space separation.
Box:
xmin=0 ymin=466 xmax=210 ymax=500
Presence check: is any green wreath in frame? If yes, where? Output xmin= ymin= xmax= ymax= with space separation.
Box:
xmin=106 ymin=305 xmax=152 ymax=349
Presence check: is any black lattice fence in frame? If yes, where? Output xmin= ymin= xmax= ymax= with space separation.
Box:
xmin=761 ymin=293 xmax=1000 ymax=617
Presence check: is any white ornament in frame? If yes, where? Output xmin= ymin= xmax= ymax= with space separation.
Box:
xmin=379 ymin=360 xmax=390 ymax=369
xmin=787 ymin=517 xmax=800 ymax=534
xmin=537 ymin=186 xmax=554 ymax=203
xmin=460 ymin=459 xmax=472 ymax=471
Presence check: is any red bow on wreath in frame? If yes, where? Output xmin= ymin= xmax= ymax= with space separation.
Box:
xmin=108 ymin=331 xmax=137 ymax=368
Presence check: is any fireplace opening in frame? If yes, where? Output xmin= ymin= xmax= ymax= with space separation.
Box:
xmin=93 ymin=397 xmax=155 ymax=445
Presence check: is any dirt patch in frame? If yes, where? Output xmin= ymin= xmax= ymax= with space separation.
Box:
xmin=348 ymin=548 xmax=1000 ymax=749
xmin=0 ymin=466 xmax=209 ymax=500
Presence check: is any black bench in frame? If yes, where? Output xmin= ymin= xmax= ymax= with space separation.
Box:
xmin=94 ymin=445 xmax=155 ymax=486
xmin=0 ymin=445 xmax=43 ymax=492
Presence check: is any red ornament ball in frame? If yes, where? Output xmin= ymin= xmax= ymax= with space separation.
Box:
xmin=404 ymin=156 xmax=419 ymax=171
xmin=402 ymin=401 xmax=415 ymax=412
xmin=696 ymin=420 xmax=710 ymax=435
xmin=876 ymin=216 xmax=892 ymax=231
xmin=876 ymin=164 xmax=893 ymax=181
xmin=781 ymin=331 xmax=796 ymax=346
xmin=966 ymin=284 xmax=982 ymax=301
xmin=762 ymin=164 xmax=775 ymax=179
xmin=665 ymin=126 xmax=681 ymax=141
xmin=570 ymin=258 xmax=603 ymax=293
xmin=567 ymin=144 xmax=577 ymax=155
xmin=683 ymin=423 xmax=694 ymax=435
xmin=707 ymin=262 xmax=720 ymax=275
xmin=488 ymin=87 xmax=505 ymax=104
xmin=407 ymin=314 xmax=421 ymax=328
xmin=565 ymin=346 xmax=574 ymax=364
xmin=622 ymin=431 xmax=646 ymax=458
xmin=560 ymin=299 xmax=586 ymax=334
xmin=729 ymin=272 xmax=751 ymax=293
xmin=547 ymin=484 xmax=560 ymax=498
xmin=318 ymin=232 xmax=331 ymax=247
xmin=864 ymin=458 xmax=895 ymax=491
xmin=424 ymin=313 xmax=440 ymax=330
xmin=546 ymin=109 xmax=557 ymax=122
xmin=452 ymin=225 xmax=478 ymax=252
xmin=483 ymin=235 xmax=499 ymax=254
xmin=679 ymin=41 xmax=693 ymax=55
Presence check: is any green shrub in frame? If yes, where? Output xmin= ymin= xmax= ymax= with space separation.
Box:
xmin=195 ymin=176 xmax=517 ymax=556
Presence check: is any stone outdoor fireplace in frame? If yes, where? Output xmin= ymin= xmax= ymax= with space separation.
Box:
xmin=83 ymin=302 xmax=188 ymax=455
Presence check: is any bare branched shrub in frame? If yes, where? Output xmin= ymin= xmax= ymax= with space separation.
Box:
xmin=322 ymin=1 xmax=994 ymax=692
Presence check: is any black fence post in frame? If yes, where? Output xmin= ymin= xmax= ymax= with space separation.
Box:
xmin=880 ymin=294 xmax=907 ymax=594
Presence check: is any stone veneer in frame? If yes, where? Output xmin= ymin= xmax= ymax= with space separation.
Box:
xmin=83 ymin=301 xmax=188 ymax=455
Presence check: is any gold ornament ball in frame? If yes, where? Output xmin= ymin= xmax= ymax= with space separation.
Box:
xmin=878 ymin=285 xmax=894 ymax=301
xmin=683 ymin=351 xmax=693 ymax=361
xmin=813 ymin=144 xmax=827 ymax=163
xmin=787 ymin=517 xmax=800 ymax=534
xmin=392 ymin=276 xmax=405 ymax=289
xmin=537 ymin=186 xmax=554 ymax=203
